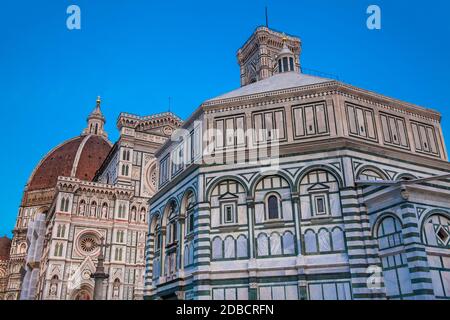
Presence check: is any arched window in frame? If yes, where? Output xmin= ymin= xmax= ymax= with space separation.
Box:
xmin=236 ymin=235 xmax=248 ymax=258
xmin=57 ymin=225 xmax=62 ymax=237
xmin=282 ymin=232 xmax=295 ymax=255
xmin=54 ymin=243 xmax=62 ymax=257
xmin=358 ymin=169 xmax=385 ymax=181
xmin=224 ymin=236 xmax=235 ymax=259
xmin=116 ymin=230 xmax=124 ymax=243
xmin=115 ymin=248 xmax=123 ymax=261
xmin=257 ymin=233 xmax=269 ymax=257
xmin=377 ymin=216 xmax=403 ymax=250
xmin=212 ymin=237 xmax=223 ymax=260
xmin=331 ymin=228 xmax=345 ymax=251
xmin=122 ymin=165 xmax=129 ymax=176
xmin=299 ymin=170 xmax=340 ymax=219
xmin=118 ymin=204 xmax=126 ymax=219
xmin=304 ymin=230 xmax=318 ymax=254
xmin=267 ymin=195 xmax=280 ymax=220
xmin=318 ymin=229 xmax=331 ymax=252
xmin=270 ymin=233 xmax=282 ymax=255
xmin=64 ymin=198 xmax=69 ymax=212
xmin=376 ymin=215 xmax=412 ymax=299
xmin=61 ymin=197 xmax=65 ymax=211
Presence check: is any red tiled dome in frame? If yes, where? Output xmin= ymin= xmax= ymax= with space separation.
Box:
xmin=0 ymin=236 xmax=11 ymax=260
xmin=27 ymin=135 xmax=112 ymax=191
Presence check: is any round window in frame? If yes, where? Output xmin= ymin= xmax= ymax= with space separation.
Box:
xmin=78 ymin=233 xmax=99 ymax=255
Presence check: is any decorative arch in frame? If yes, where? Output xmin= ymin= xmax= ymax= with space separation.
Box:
xmin=101 ymin=202 xmax=108 ymax=218
xmin=180 ymin=187 xmax=197 ymax=214
xmin=212 ymin=236 xmax=224 ymax=260
xmin=112 ymin=278 xmax=121 ymax=299
xmin=256 ymin=232 xmax=269 ymax=257
xmin=356 ymin=165 xmax=389 ymax=181
xmin=317 ymin=228 xmax=332 ymax=252
xmin=205 ymin=175 xmax=249 ymax=200
xmin=265 ymin=192 xmax=282 ymax=220
xmin=224 ymin=235 xmax=236 ymax=259
xmin=282 ymin=231 xmax=296 ymax=255
xmin=140 ymin=207 xmax=147 ymax=222
xmin=269 ymin=231 xmax=282 ymax=255
xmin=71 ymin=284 xmax=94 ymax=300
xmin=371 ymin=212 xmax=403 ymax=239
xmin=295 ymin=165 xmax=344 ymax=188
xmin=420 ymin=209 xmax=450 ymax=248
xmin=149 ymin=212 xmax=161 ymax=234
xmin=78 ymin=199 xmax=87 ymax=216
xmin=249 ymin=171 xmax=295 ymax=195
xmin=18 ymin=242 xmax=27 ymax=254
xmin=130 ymin=206 xmax=137 ymax=221
xmin=161 ymin=197 xmax=180 ymax=227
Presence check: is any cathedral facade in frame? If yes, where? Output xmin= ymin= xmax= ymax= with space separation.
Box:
xmin=4 ymin=98 xmax=181 ymax=300
xmin=143 ymin=27 xmax=450 ymax=300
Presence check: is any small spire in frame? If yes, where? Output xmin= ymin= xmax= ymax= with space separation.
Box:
xmin=82 ymin=96 xmax=107 ymax=138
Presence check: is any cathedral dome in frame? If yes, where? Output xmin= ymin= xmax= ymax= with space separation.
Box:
xmin=27 ymin=135 xmax=112 ymax=191
xmin=0 ymin=236 xmax=11 ymax=260
xmin=27 ymin=98 xmax=112 ymax=192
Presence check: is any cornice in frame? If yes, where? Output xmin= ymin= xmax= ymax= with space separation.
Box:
xmin=56 ymin=176 xmax=134 ymax=198
xmin=117 ymin=112 xmax=183 ymax=130
xmin=202 ymin=81 xmax=441 ymax=122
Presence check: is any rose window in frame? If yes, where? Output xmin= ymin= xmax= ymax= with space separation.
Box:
xmin=78 ymin=234 xmax=99 ymax=254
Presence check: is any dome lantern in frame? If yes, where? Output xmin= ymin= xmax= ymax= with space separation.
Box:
xmin=276 ymin=34 xmax=296 ymax=74
xmin=83 ymin=96 xmax=107 ymax=138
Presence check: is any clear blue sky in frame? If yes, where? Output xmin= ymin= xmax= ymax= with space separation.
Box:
xmin=0 ymin=0 xmax=449 ymax=237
